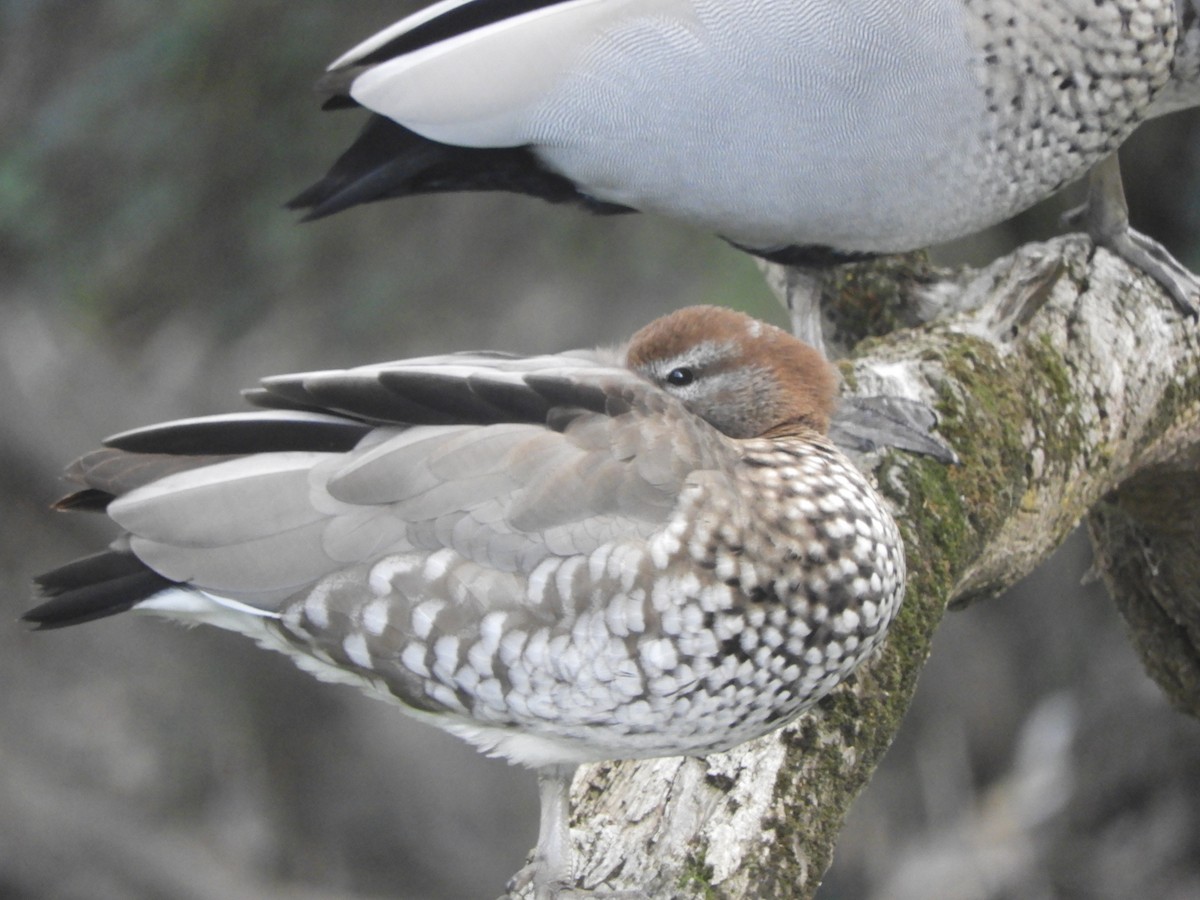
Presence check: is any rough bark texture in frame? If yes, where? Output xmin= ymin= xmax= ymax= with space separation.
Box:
xmin=1087 ymin=406 xmax=1200 ymax=719
xmin=508 ymin=235 xmax=1200 ymax=899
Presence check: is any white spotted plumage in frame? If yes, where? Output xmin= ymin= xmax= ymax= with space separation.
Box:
xmin=30 ymin=305 xmax=906 ymax=898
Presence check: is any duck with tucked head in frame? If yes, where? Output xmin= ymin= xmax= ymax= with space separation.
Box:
xmin=27 ymin=306 xmax=906 ymax=898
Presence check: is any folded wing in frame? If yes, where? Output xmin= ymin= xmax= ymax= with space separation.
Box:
xmin=41 ymin=349 xmax=733 ymax=615
xmin=329 ymin=0 xmax=644 ymax=147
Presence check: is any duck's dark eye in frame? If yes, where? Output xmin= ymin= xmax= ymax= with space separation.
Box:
xmin=666 ymin=367 xmax=694 ymax=386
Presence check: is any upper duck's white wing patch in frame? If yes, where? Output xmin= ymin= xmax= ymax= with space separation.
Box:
xmin=349 ymin=0 xmax=650 ymax=147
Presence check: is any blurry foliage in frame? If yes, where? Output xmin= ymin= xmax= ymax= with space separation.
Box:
xmin=1 ymin=0 xmax=774 ymax=352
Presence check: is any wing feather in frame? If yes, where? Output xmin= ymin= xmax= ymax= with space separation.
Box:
xmin=47 ymin=350 xmax=734 ymax=614
xmin=109 ymin=453 xmax=338 ymax=546
xmin=55 ymin=448 xmax=241 ymax=510
xmin=257 ymin=352 xmax=622 ymax=426
xmin=330 ymin=0 xmax=577 ymax=70
xmin=127 ymin=524 xmax=339 ymax=599
xmin=347 ymin=0 xmax=641 ymax=147
xmin=325 ymin=424 xmax=482 ymax=506
xmin=104 ymin=411 xmax=369 ymax=455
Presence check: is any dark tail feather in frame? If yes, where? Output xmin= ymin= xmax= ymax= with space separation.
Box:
xmin=288 ymin=114 xmax=632 ymax=221
xmin=26 ymin=550 xmax=174 ymax=630
xmin=287 ymin=115 xmax=445 ymax=219
xmin=53 ymin=488 xmax=117 ymax=512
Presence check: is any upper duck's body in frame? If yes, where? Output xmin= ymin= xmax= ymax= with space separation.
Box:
xmin=294 ymin=0 xmax=1192 ymax=285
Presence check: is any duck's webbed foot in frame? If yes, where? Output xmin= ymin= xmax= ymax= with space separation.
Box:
xmin=831 ymin=395 xmax=958 ymax=465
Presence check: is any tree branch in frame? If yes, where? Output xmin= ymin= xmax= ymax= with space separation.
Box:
xmin=1087 ymin=406 xmax=1200 ymax=719
xmin=507 ymin=235 xmax=1200 ymax=899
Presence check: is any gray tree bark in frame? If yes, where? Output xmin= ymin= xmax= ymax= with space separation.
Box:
xmin=509 ymin=235 xmax=1200 ymax=899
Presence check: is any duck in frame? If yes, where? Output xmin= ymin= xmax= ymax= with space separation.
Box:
xmin=289 ymin=0 xmax=1200 ymax=318
xmin=26 ymin=305 xmax=906 ymax=899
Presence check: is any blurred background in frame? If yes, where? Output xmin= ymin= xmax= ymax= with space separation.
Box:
xmin=2 ymin=3 xmax=1199 ymax=898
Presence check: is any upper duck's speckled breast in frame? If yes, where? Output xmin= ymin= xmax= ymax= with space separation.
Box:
xmin=961 ymin=0 xmax=1177 ymax=222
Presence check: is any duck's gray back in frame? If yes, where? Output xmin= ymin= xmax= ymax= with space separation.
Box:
xmin=528 ymin=0 xmax=1177 ymax=253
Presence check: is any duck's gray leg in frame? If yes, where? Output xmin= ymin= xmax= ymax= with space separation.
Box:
xmin=505 ymin=764 xmax=577 ymax=899
xmin=1080 ymin=153 xmax=1200 ymax=318
xmin=533 ymin=765 xmax=575 ymax=900
xmin=755 ymin=260 xmax=828 ymax=356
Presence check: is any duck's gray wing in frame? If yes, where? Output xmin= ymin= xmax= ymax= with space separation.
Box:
xmin=38 ymin=353 xmax=732 ymax=618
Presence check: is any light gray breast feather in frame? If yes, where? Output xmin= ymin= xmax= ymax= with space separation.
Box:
xmin=527 ymin=0 xmax=984 ymax=248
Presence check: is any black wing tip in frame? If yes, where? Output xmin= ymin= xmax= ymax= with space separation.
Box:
xmin=321 ymin=95 xmax=359 ymax=112
xmin=52 ymin=488 xmax=115 ymax=513
xmin=286 ymin=112 xmax=632 ymax=222
xmin=21 ymin=597 xmax=139 ymax=631
xmin=102 ymin=412 xmax=372 ymax=455
xmin=26 ymin=550 xmax=174 ymax=630
xmin=285 ymin=179 xmax=384 ymax=222
xmin=284 ymin=181 xmax=339 ymax=219
xmin=284 ymin=185 xmax=341 ymax=220
xmin=286 ymin=115 xmax=425 ymax=219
